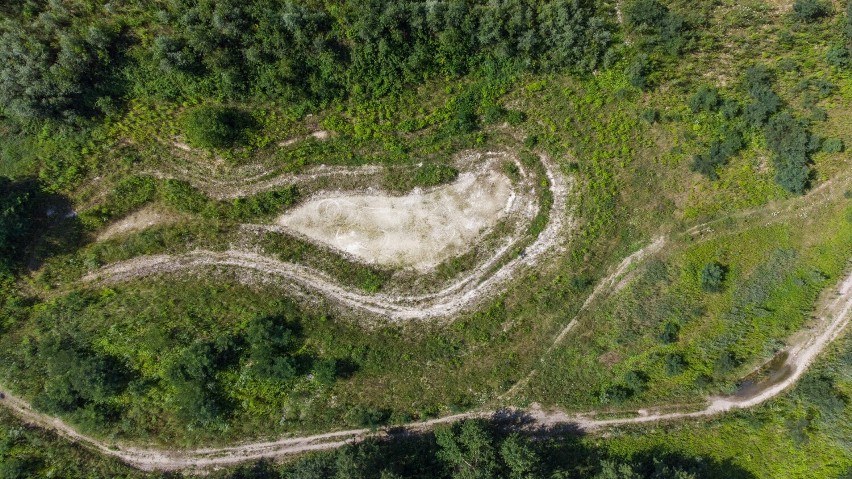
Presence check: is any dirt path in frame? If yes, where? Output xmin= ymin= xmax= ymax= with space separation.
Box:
xmin=146 ymin=163 xmax=386 ymax=200
xmin=501 ymin=236 xmax=667 ymax=399
xmin=2 ymin=265 xmax=850 ymax=472
xmin=83 ymin=155 xmax=572 ymax=321
xmin=3 ymin=161 xmax=849 ymax=470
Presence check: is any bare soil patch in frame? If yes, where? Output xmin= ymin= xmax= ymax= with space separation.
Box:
xmin=96 ymin=206 xmax=180 ymax=241
xmin=277 ymin=163 xmax=514 ymax=272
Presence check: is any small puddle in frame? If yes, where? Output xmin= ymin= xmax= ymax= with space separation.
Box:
xmin=733 ymin=351 xmax=794 ymax=400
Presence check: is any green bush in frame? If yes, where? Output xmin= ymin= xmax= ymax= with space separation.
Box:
xmin=623 ymin=0 xmax=671 ymax=31
xmin=182 ymin=105 xmax=255 ymax=149
xmin=482 ymin=104 xmax=507 ymax=124
xmin=505 ymin=110 xmax=527 ymax=126
xmin=714 ymin=350 xmax=741 ymax=375
xmin=244 ymin=315 xmax=298 ymax=382
xmin=345 ymin=405 xmax=389 ymax=429
xmin=640 ymin=108 xmax=659 ymax=123
xmin=384 ymin=164 xmax=459 ymax=191
xmin=626 ymin=54 xmax=651 ymax=90
xmin=822 ymin=138 xmax=844 ymax=153
xmin=688 ymin=86 xmax=720 ymax=113
xmin=160 ymin=179 xmax=210 ymax=214
xmin=659 ymin=322 xmax=680 ymax=343
xmin=622 ymin=0 xmax=689 ymax=54
xmin=664 ymin=353 xmax=688 ymax=376
xmin=826 ymin=45 xmax=850 ymax=68
xmin=792 ymin=0 xmax=832 ymax=22
xmin=226 ymin=187 xmax=298 ymax=221
xmin=690 ymin=126 xmax=744 ymax=180
xmin=764 ymin=111 xmax=816 ymax=194
xmin=700 ymin=262 xmax=726 ymax=292
xmin=0 ymin=177 xmax=37 ymax=271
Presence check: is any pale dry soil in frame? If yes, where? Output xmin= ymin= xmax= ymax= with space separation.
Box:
xmin=278 ymin=165 xmax=514 ymax=272
xmin=96 ymin=206 xmax=184 ymax=241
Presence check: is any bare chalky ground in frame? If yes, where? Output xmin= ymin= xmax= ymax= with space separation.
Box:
xmin=277 ymin=169 xmax=514 ymax=271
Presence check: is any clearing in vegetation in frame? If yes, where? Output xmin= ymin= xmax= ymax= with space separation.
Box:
xmin=277 ymin=155 xmax=516 ymax=271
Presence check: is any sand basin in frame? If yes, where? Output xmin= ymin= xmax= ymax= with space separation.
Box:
xmin=277 ymin=168 xmax=514 ymax=271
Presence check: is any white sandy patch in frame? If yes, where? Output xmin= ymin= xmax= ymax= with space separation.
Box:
xmin=97 ymin=207 xmax=174 ymax=241
xmin=277 ymin=169 xmax=514 ymax=271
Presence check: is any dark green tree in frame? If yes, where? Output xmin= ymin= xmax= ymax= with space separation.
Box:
xmin=499 ymin=434 xmax=542 ymax=479
xmin=436 ymin=420 xmax=499 ymax=479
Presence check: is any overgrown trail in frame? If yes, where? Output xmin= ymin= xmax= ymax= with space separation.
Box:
xmin=2 ymin=266 xmax=850 ymax=472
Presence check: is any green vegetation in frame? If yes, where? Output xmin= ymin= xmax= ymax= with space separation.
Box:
xmin=181 ymin=106 xmax=255 ymax=149
xmin=792 ymin=0 xmax=833 ymax=23
xmin=0 ymin=0 xmax=851 ymax=475
xmin=700 ymin=262 xmax=726 ymax=292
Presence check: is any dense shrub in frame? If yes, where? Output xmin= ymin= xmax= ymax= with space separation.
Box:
xmin=847 ymin=0 xmax=852 ymax=40
xmin=0 ymin=177 xmax=37 ymax=271
xmin=826 ymin=45 xmax=851 ymax=68
xmin=659 ymin=322 xmax=680 ymax=343
xmin=147 ymin=0 xmax=613 ymax=104
xmin=160 ymin=179 xmax=210 ymax=214
xmin=690 ymin=126 xmax=744 ymax=180
xmin=244 ymin=315 xmax=299 ymax=382
xmin=384 ymin=164 xmax=459 ymax=191
xmin=700 ymin=262 xmax=726 ymax=292
xmin=268 ymin=418 xmax=750 ymax=479
xmin=33 ymin=333 xmax=132 ymax=419
xmin=226 ymin=186 xmax=299 ymax=221
xmin=714 ymin=350 xmax=741 ymax=375
xmin=664 ymin=353 xmax=688 ymax=376
xmin=688 ymin=86 xmax=720 ymax=113
xmin=346 ymin=405 xmax=389 ymax=429
xmin=792 ymin=0 xmax=832 ymax=22
xmin=742 ymin=65 xmax=781 ymax=127
xmin=764 ymin=111 xmax=817 ymax=194
xmin=622 ymin=0 xmax=690 ymax=54
xmin=623 ymin=0 xmax=671 ymax=31
xmin=626 ymin=54 xmax=651 ymax=89
xmin=165 ymin=340 xmax=235 ymax=427
xmin=182 ymin=105 xmax=255 ymax=149
xmin=822 ymin=137 xmax=844 ymax=153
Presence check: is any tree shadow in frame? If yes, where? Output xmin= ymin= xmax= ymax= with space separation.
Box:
xmin=0 ymin=177 xmax=88 ymax=272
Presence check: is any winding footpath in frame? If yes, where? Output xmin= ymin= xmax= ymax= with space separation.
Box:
xmin=2 ymin=158 xmax=851 ymax=471
xmin=2 ymin=252 xmax=851 ymax=471
xmin=82 ymin=155 xmax=572 ymax=322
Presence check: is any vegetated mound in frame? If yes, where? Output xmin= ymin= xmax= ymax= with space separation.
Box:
xmin=277 ymin=165 xmax=514 ymax=272
xmin=181 ymin=105 xmax=255 ymax=149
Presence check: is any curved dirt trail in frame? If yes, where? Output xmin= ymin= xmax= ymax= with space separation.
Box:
xmin=2 ymin=266 xmax=850 ymax=472
xmin=3 ymin=163 xmax=850 ymax=470
xmin=83 ymin=156 xmax=573 ymax=321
